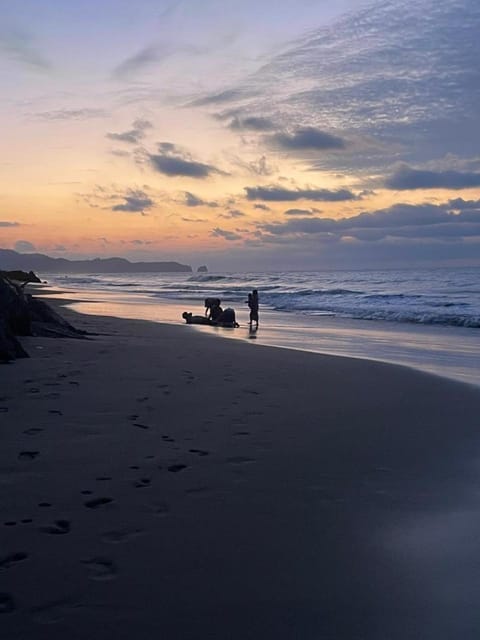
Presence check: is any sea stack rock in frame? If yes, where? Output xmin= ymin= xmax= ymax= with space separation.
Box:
xmin=197 ymin=265 xmax=208 ymax=273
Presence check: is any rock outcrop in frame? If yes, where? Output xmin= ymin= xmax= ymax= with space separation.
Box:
xmin=0 ymin=270 xmax=41 ymax=284
xmin=197 ymin=265 xmax=208 ymax=273
xmin=0 ymin=275 xmax=85 ymax=362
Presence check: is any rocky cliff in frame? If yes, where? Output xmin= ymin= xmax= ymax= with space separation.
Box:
xmin=0 ymin=275 xmax=85 ymax=362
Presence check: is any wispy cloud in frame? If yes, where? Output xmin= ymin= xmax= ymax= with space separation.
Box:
xmin=111 ymin=189 xmax=155 ymax=213
xmin=219 ymin=209 xmax=246 ymax=219
xmin=35 ymin=108 xmax=108 ymax=121
xmin=106 ymin=118 xmax=153 ymax=144
xmin=210 ymin=227 xmax=243 ymax=241
xmin=0 ymin=29 xmax=51 ymax=71
xmin=183 ymin=192 xmax=218 ymax=207
xmin=245 ymin=185 xmax=359 ymax=202
xmin=0 ymin=221 xmax=20 ymax=227
xmin=113 ymin=45 xmax=165 ymax=79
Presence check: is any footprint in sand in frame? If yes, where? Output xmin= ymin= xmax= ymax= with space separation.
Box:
xmin=148 ymin=501 xmax=170 ymax=516
xmin=82 ymin=557 xmax=117 ymax=581
xmin=167 ymin=464 xmax=187 ymax=473
xmin=0 ymin=593 xmax=15 ymax=614
xmin=48 ymin=409 xmax=63 ymax=416
xmin=136 ymin=396 xmax=149 ymax=403
xmin=226 ymin=456 xmax=256 ymax=465
xmin=23 ymin=427 xmax=44 ymax=435
xmin=38 ymin=502 xmax=52 ymax=508
xmin=84 ymin=497 xmax=113 ymax=509
xmin=31 ymin=598 xmax=80 ymax=624
xmin=133 ymin=423 xmax=150 ymax=430
xmin=96 ymin=476 xmax=112 ymax=482
xmin=18 ymin=451 xmax=40 ymax=460
xmin=188 ymin=449 xmax=209 ymax=457
xmin=4 ymin=522 xmax=17 ymax=527
xmin=162 ymin=435 xmax=175 ymax=442
xmin=128 ymin=414 xmax=139 ymax=421
xmin=0 ymin=407 xmax=8 ymax=413
xmin=233 ymin=431 xmax=251 ymax=437
xmin=40 ymin=520 xmax=71 ymax=535
xmin=0 ymin=552 xmax=28 ymax=569
xmin=102 ymin=528 xmax=144 ymax=544
xmin=134 ymin=478 xmax=151 ymax=488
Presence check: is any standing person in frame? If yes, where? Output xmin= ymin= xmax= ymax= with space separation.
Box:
xmin=247 ymin=289 xmax=259 ymax=329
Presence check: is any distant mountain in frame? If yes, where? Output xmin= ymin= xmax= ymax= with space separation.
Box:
xmin=0 ymin=249 xmax=192 ymax=274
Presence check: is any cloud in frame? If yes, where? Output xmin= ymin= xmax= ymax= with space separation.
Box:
xmin=0 ymin=29 xmax=51 ymax=71
xmin=149 ymin=143 xmax=223 ymax=178
xmin=448 ymin=198 xmax=480 ymax=210
xmin=284 ymin=208 xmax=316 ymax=216
xmin=228 ymin=116 xmax=276 ymax=132
xmin=111 ymin=189 xmax=154 ymax=213
xmin=0 ymin=221 xmax=20 ymax=227
xmin=267 ymin=127 xmax=347 ymax=151
xmin=210 ymin=227 xmax=243 ymax=241
xmin=228 ymin=154 xmax=276 ymax=177
xmin=210 ymin=0 xmax=480 ymax=172
xmin=183 ymin=191 xmax=218 ymax=207
xmin=181 ymin=216 xmax=207 ymax=223
xmin=219 ymin=209 xmax=246 ymax=219
xmin=14 ymin=240 xmax=36 ymax=252
xmin=35 ymin=108 xmax=107 ymax=121
xmin=150 ymin=155 xmax=217 ymax=178
xmin=245 ymin=185 xmax=358 ymax=202
xmin=190 ymin=89 xmax=249 ymax=107
xmin=113 ymin=45 xmax=163 ymax=79
xmin=106 ymin=118 xmax=153 ymax=144
xmin=386 ymin=165 xmax=480 ymax=190
xmin=254 ymin=204 xmax=271 ymax=211
xmin=259 ymin=201 xmax=480 ymax=242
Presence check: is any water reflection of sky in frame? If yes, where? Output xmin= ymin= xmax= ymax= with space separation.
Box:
xmin=41 ymin=287 xmax=480 ymax=387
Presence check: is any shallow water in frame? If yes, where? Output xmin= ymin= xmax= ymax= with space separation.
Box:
xmin=39 ymin=285 xmax=480 ymax=387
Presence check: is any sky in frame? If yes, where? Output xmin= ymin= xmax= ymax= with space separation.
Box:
xmin=1 ymin=0 xmax=479 ymax=271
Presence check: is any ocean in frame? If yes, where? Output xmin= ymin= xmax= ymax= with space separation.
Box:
xmin=37 ymin=268 xmax=480 ymax=387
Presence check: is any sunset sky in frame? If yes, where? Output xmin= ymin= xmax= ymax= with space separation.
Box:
xmin=1 ymin=0 xmax=479 ymax=270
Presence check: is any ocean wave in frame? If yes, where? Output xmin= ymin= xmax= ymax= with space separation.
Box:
xmin=187 ymin=274 xmax=230 ymax=282
xmin=55 ymin=276 xmax=103 ymax=285
xmin=345 ymin=310 xmax=480 ymax=328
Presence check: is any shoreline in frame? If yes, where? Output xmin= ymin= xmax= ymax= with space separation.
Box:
xmin=1 ymin=298 xmax=480 ymax=638
xmin=35 ymin=283 xmax=480 ymax=387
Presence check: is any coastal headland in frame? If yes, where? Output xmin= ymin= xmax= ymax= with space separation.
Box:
xmin=1 ymin=292 xmax=480 ymax=639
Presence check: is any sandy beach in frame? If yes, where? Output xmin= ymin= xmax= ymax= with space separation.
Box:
xmin=1 ymin=299 xmax=480 ymax=639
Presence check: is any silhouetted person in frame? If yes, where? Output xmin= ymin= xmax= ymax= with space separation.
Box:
xmin=215 ymin=307 xmax=239 ymax=327
xmin=246 ymin=289 xmax=259 ymax=329
xmin=204 ymin=298 xmax=221 ymax=317
xmin=182 ymin=312 xmax=212 ymax=325
xmin=208 ymin=302 xmax=223 ymax=322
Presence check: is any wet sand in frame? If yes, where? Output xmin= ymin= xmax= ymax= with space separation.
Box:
xmin=1 ymin=301 xmax=480 ymax=639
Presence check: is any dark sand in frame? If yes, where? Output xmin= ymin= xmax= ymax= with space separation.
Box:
xmin=1 ymin=302 xmax=480 ymax=639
